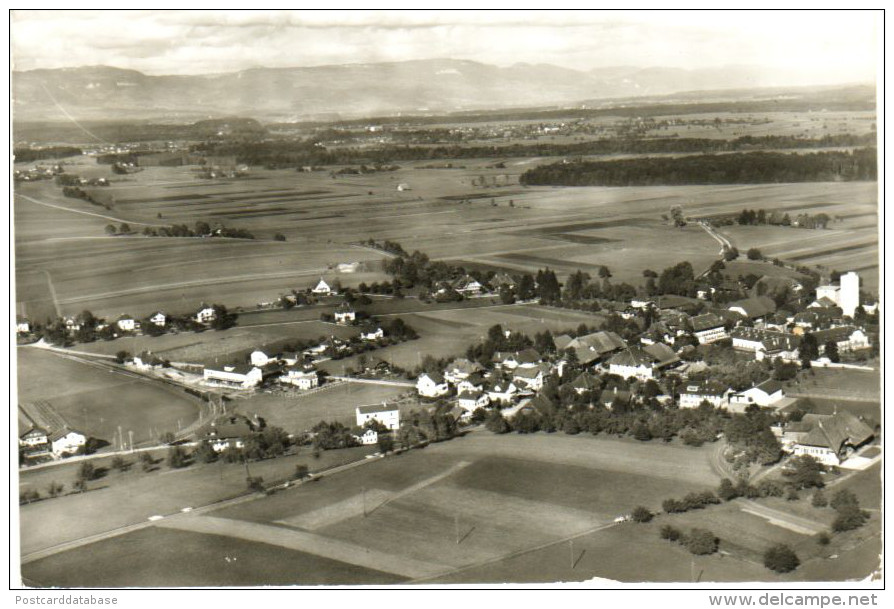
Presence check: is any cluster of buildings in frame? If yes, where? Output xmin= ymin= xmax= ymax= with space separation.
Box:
xmin=18 ymin=402 xmax=87 ymax=461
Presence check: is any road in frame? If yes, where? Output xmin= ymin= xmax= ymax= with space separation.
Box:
xmin=327 ymin=376 xmax=416 ymax=388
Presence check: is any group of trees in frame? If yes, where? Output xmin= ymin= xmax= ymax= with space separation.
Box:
xmin=14 ymin=146 xmax=83 ymax=163
xmin=519 ymin=149 xmax=877 ymax=187
xmin=660 ymin=525 xmax=719 ymax=555
xmin=734 ymin=208 xmax=832 ymax=230
xmin=138 ymin=221 xmax=255 ymax=240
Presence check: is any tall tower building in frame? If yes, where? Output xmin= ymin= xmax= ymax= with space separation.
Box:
xmin=839 ymin=271 xmax=860 ymax=318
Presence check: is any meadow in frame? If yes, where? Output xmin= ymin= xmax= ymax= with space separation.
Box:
xmin=14 ymin=152 xmax=878 ymax=321
xmin=16 ymin=348 xmax=202 ymax=446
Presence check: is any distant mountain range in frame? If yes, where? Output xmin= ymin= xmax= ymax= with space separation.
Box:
xmin=12 ymin=59 xmax=875 ymax=122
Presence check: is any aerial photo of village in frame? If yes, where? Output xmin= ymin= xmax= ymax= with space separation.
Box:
xmin=11 ymin=10 xmax=882 ymax=589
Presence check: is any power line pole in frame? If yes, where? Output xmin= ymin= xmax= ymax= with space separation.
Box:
xmin=570 ymin=540 xmax=574 ymax=569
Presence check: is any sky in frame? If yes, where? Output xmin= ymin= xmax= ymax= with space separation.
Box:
xmin=11 ymin=10 xmax=881 ymax=84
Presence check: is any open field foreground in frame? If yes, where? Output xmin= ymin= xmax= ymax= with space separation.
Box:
xmin=25 ymin=431 xmax=725 ymax=586
xmin=14 ymin=156 xmax=877 ymax=319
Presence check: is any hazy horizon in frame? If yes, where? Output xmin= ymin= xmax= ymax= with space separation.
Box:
xmin=12 ymin=10 xmax=881 ymax=87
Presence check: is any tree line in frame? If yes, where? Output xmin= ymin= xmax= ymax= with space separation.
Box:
xmin=519 ymin=149 xmax=877 ymax=187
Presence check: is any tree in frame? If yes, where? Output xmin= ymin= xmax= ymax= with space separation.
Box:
xmin=111 ymin=456 xmax=128 ymax=472
xmin=718 ymin=478 xmax=738 ymax=501
xmin=484 ymin=410 xmax=510 ymax=434
xmin=830 ymin=489 xmax=859 ymax=511
xmin=812 ymin=489 xmax=829 ymax=508
xmin=247 ymin=476 xmax=265 ymax=492
xmin=660 ymin=525 xmax=682 ymax=542
xmin=685 ymin=528 xmax=719 ymax=555
xmin=800 ymin=332 xmax=819 ymax=362
xmin=140 ymin=452 xmax=154 ymax=472
xmin=670 ymin=205 xmax=686 ymax=227
xmin=118 ymin=223 xmax=131 ymax=234
xmin=631 ymin=506 xmax=653 ymax=523
xmin=377 ymin=433 xmax=395 ymax=453
xmin=764 ymin=544 xmax=800 ymax=573
xmin=747 ymin=248 xmax=762 ymax=260
xmin=598 ymin=265 xmax=612 ymax=279
xmin=294 ymin=464 xmax=310 ymax=479
xmin=77 ymin=462 xmax=96 ymax=483
xmin=167 ymin=446 xmax=189 ymax=469
xmin=274 ymin=233 xmax=287 ymax=241
xmin=824 ymin=341 xmax=840 ymax=363
xmin=195 ymin=221 xmax=211 ymax=236
xmin=832 ymin=506 xmax=869 ymax=532
xmin=105 ymin=224 xmax=117 ymax=235
xmin=723 ymin=247 xmax=739 ymax=261
xmin=784 ymin=455 xmax=825 ymax=489
xmin=115 ymin=350 xmax=129 ymax=364
xmin=47 ymin=481 xmax=65 ymax=498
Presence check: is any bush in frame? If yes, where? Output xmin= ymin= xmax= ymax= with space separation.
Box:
xmin=816 ymin=532 xmax=831 ymax=546
xmin=631 ymin=506 xmax=653 ymax=523
xmin=832 ymin=505 xmax=869 ymax=532
xmin=660 ymin=525 xmax=682 ymax=542
xmin=830 ymin=489 xmax=859 ymax=511
xmin=747 ymin=248 xmax=763 ymax=260
xmin=764 ymin=544 xmax=800 ymax=573
xmin=812 ymin=489 xmax=829 ymax=508
xmin=685 ymin=528 xmax=719 ymax=555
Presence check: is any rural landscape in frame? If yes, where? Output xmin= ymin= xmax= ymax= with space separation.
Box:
xmin=12 ymin=11 xmax=881 ymax=590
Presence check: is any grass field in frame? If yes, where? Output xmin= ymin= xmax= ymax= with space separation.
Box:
xmin=14 ymin=154 xmax=878 ymax=320
xmin=22 ymin=432 xmax=723 ymax=585
xmin=16 ymin=348 xmax=202 ymax=446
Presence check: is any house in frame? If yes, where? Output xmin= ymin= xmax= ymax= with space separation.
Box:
xmin=727 ymin=296 xmax=777 ymax=322
xmin=811 ymin=326 xmax=871 ymax=354
xmin=312 ymin=278 xmax=332 ymax=296
xmin=690 ymin=313 xmax=728 ymax=344
xmin=250 ymin=350 xmax=271 ymax=367
xmin=360 ymin=326 xmax=384 ymax=341
xmin=457 ymin=373 xmax=485 ymax=395
xmin=195 ymin=305 xmax=216 ymax=324
xmin=731 ymin=327 xmax=801 ymax=362
xmin=334 ymin=303 xmax=356 ymax=324
xmin=453 ymin=275 xmax=484 ymax=296
xmin=556 ymin=331 xmax=627 ymax=365
xmin=570 ymin=371 xmax=599 ymax=395
xmin=354 ymin=428 xmax=379 ymax=446
xmin=642 ymin=342 xmax=680 ymax=371
xmin=813 ymin=272 xmax=860 ymax=318
xmin=281 ymin=367 xmax=319 ymax=390
xmin=16 ymin=317 xmax=30 ymax=334
xmin=132 ymin=351 xmax=166 ymax=370
xmin=457 ymin=391 xmax=490 ymax=411
xmin=679 ymin=381 xmax=731 ymax=409
xmin=729 ymin=379 xmax=785 ymax=410
xmin=600 ymin=387 xmax=632 ymax=410
xmin=779 ymin=411 xmax=874 ymax=466
xmin=397 ymin=183 xmax=411 ymax=191
xmin=19 ymin=421 xmax=50 ymax=459
xmin=356 ymin=404 xmax=400 ymax=431
xmin=116 ymin=315 xmax=137 ymax=332
xmin=444 ymin=358 xmax=484 ymax=384
xmin=337 ymin=262 xmax=360 ymax=273
xmin=149 ymin=311 xmax=167 ymax=327
xmin=49 ymin=428 xmax=87 ymax=457
xmin=489 ymin=273 xmax=517 ymax=290
xmin=206 ymin=415 xmax=255 ymax=452
xmin=203 ymin=364 xmax=263 ymax=389
xmin=485 ymin=378 xmax=518 ymax=405
xmin=417 ymin=371 xmax=450 ymax=397
xmin=607 ymin=347 xmax=655 ymax=381
xmin=512 ymin=364 xmax=547 ymax=391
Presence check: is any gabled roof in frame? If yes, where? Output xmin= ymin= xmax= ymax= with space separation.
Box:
xmin=643 ymin=342 xmax=679 ymax=366
xmin=754 ymin=378 xmax=783 ymax=395
xmin=690 ymin=313 xmax=726 ymax=332
xmin=570 ymin=371 xmax=598 ymax=391
xmin=446 ymin=358 xmax=483 ymax=375
xmin=490 ymin=273 xmax=517 ymax=288
xmin=419 ymin=370 xmax=446 ymax=384
xmin=515 ymin=348 xmax=542 ymax=364
xmin=608 ymin=347 xmax=654 ymax=367
xmin=209 ymin=415 xmax=254 ymax=440
xmin=681 ymin=380 xmax=729 ymax=396
xmin=811 ymin=325 xmax=861 ymax=344
xmin=727 ymin=296 xmax=776 ymax=319
xmin=529 ymin=393 xmax=557 ymax=413
xmin=356 ymin=404 xmax=399 ymax=415
xmin=513 ymin=366 xmax=544 ymax=379
xmin=798 ymin=411 xmax=874 ymax=451
xmin=314 ymin=278 xmax=330 ymax=290
xmin=600 ymin=388 xmax=631 ymax=404
xmin=553 ymin=334 xmax=574 ymax=352
xmin=335 ymin=303 xmax=355 ymax=313
xmin=457 ymin=391 xmax=484 ymax=400
xmin=48 ymin=427 xmax=84 ymax=442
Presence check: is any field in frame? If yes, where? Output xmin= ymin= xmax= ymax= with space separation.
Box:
xmin=234 ymin=382 xmax=412 ymax=435
xmin=22 ymin=432 xmax=724 ymax=586
xmin=14 ymin=152 xmax=878 ymax=320
xmin=16 ymin=348 xmax=202 ymax=446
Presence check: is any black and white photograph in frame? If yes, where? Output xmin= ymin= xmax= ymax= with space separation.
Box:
xmin=9 ymin=9 xmax=883 ymax=591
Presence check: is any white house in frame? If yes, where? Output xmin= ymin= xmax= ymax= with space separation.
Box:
xmin=456 ymin=375 xmax=485 ymax=395
xmin=485 ymin=379 xmax=518 ymax=404
xmin=731 ymin=328 xmax=801 ymax=362
xmin=195 ymin=305 xmax=217 ymax=324
xmin=360 ymin=326 xmax=384 ymax=341
xmin=690 ymin=313 xmax=728 ymax=345
xmin=19 ymin=426 xmax=48 ymax=449
xmin=453 ymin=275 xmax=484 ymax=296
xmin=780 ymin=411 xmax=874 ymax=466
xmin=149 ymin=311 xmax=167 ymax=327
xmin=203 ymin=365 xmax=263 ymax=389
xmin=679 ymin=381 xmax=732 ymax=409
xmin=812 ymin=326 xmax=871 ymax=354
xmin=457 ymin=391 xmax=490 ymax=411
xmin=132 ymin=351 xmax=166 ymax=370
xmin=397 ymin=183 xmax=411 ymax=191
xmin=512 ymin=365 xmax=546 ymax=391
xmin=334 ymin=304 xmax=356 ymax=324
xmin=607 ymin=348 xmax=655 ymax=381
xmin=417 ymin=372 xmax=450 ymax=397
xmin=355 ymin=428 xmax=379 ymax=445
xmin=116 ymin=315 xmax=137 ymax=332
xmin=312 ymin=278 xmax=332 ymax=296
xmin=250 ymin=350 xmax=271 ymax=367
xmin=281 ymin=367 xmax=319 ymax=390
xmin=49 ymin=428 xmax=87 ymax=457
xmin=356 ymin=404 xmax=400 ymax=431
xmin=729 ymin=379 xmax=785 ymax=410
xmin=16 ymin=317 xmax=30 ymax=334
xmin=444 ymin=358 xmax=484 ymax=384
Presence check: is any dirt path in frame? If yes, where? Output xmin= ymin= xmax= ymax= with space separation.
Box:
xmin=736 ymin=499 xmax=826 ymax=535
xmin=16 ymin=193 xmax=164 ymax=227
